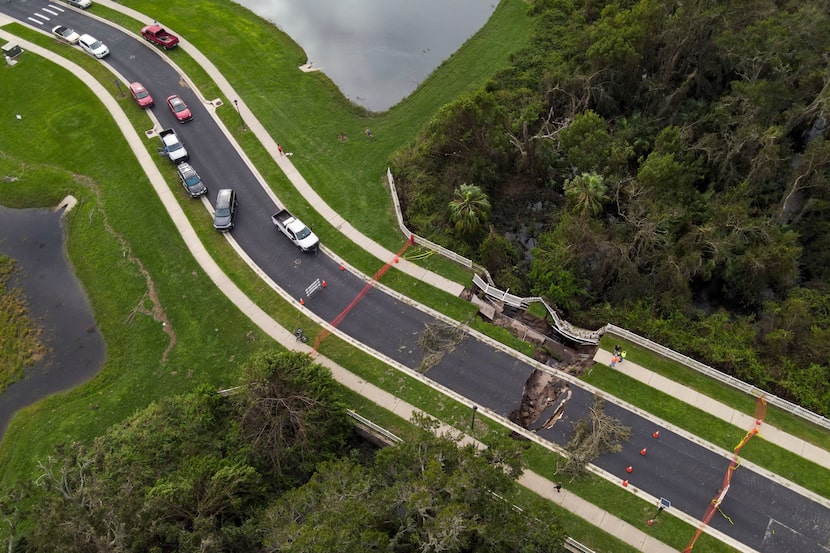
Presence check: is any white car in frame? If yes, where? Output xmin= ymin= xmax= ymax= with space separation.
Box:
xmin=51 ymin=25 xmax=80 ymax=45
xmin=65 ymin=0 xmax=92 ymax=8
xmin=78 ymin=34 xmax=109 ymax=58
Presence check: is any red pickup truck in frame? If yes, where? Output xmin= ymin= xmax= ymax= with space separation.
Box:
xmin=140 ymin=25 xmax=179 ymax=50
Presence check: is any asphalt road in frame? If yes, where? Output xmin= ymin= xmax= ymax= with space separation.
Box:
xmin=3 ymin=2 xmax=829 ymax=551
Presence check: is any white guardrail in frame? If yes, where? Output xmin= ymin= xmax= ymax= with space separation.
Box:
xmin=387 ymin=168 xmax=474 ymax=269
xmin=605 ymin=324 xmax=830 ymax=431
xmin=564 ymin=538 xmax=596 ymax=553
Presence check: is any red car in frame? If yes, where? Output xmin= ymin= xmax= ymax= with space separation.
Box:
xmin=166 ymin=94 xmax=193 ymax=123
xmin=128 ymin=82 xmax=154 ymax=108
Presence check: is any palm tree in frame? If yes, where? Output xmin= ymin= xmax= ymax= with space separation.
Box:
xmin=448 ymin=184 xmax=491 ymax=237
xmin=564 ymin=172 xmax=608 ymax=218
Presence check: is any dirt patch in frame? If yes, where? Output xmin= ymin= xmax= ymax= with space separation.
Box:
xmin=509 ymin=369 xmax=572 ymax=429
xmin=79 ymin=174 xmax=176 ymax=363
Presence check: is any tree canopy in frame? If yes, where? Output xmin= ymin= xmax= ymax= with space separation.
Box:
xmin=392 ymin=0 xmax=830 ymax=415
xmin=2 ymin=354 xmax=564 ymax=553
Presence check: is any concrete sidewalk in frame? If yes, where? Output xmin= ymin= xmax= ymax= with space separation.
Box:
xmin=594 ymin=348 xmax=830 ymax=472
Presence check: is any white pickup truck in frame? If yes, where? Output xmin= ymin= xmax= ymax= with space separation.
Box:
xmin=271 ymin=209 xmax=319 ymax=252
xmin=159 ymin=128 xmax=189 ymax=163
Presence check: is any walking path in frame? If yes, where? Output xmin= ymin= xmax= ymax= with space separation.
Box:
xmin=594 ymin=349 xmax=830 ymax=472
xmin=0 ymin=13 xmax=769 ymax=552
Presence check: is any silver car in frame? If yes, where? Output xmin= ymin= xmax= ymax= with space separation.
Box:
xmin=213 ymin=189 xmax=237 ymax=231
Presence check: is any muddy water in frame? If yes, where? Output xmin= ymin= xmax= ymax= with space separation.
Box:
xmin=0 ymin=205 xmax=105 ymax=439
xmin=235 ymin=0 xmax=497 ymax=111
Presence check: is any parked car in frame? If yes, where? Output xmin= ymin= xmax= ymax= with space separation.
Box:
xmin=128 ymin=82 xmax=154 ymax=108
xmin=213 ymin=189 xmax=237 ymax=231
xmin=176 ymin=162 xmax=207 ymax=198
xmin=78 ymin=34 xmax=109 ymax=58
xmin=64 ymin=0 xmax=92 ymax=8
xmin=166 ymin=94 xmax=192 ymax=123
xmin=51 ymin=25 xmax=80 ymax=44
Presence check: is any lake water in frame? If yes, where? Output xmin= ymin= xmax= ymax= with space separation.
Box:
xmin=0 ymin=206 xmax=106 ymax=438
xmin=235 ymin=0 xmax=498 ymax=111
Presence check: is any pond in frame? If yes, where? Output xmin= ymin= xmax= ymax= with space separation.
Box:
xmin=0 ymin=205 xmax=105 ymax=438
xmin=235 ymin=0 xmax=498 ymax=111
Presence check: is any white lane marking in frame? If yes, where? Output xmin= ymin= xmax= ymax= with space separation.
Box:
xmin=43 ymin=8 xmax=59 ymax=15
xmin=27 ymin=17 xmax=44 ymax=25
xmin=48 ymin=4 xmax=66 ymax=11
xmin=34 ymin=13 xmax=50 ymax=21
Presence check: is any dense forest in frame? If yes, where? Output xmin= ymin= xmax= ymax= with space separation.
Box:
xmin=1 ymin=352 xmax=563 ymax=552
xmin=393 ymin=0 xmax=830 ymax=415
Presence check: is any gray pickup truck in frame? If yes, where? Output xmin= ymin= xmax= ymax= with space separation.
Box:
xmin=271 ymin=209 xmax=319 ymax=252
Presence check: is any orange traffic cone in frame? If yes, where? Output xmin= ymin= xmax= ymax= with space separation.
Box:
xmin=653 ymin=431 xmax=660 ymax=439
xmin=622 ymin=480 xmax=629 ymax=487
xmin=640 ymin=448 xmax=647 ymax=456
xmin=626 ymin=466 xmax=633 ymax=473
xmin=300 ymin=298 xmax=305 ymax=305
xmin=340 ymin=264 xmax=346 ymax=271
xmin=322 ymin=280 xmax=327 ymax=288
